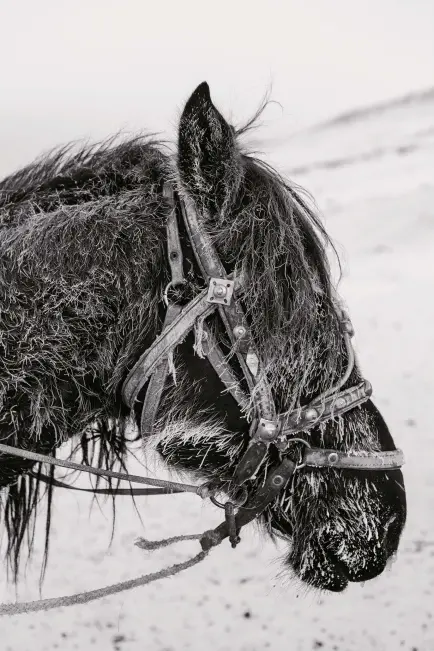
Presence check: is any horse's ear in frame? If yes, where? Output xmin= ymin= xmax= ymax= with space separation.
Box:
xmin=178 ymin=82 xmax=242 ymax=216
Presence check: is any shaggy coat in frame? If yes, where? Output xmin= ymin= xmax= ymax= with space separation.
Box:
xmin=0 ymin=82 xmax=406 ymax=591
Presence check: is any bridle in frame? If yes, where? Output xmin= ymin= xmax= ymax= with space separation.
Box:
xmin=0 ymin=181 xmax=404 ymax=612
xmin=121 ymin=182 xmax=404 ymax=549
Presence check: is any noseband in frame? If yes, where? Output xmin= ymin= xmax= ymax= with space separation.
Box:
xmin=121 ymin=182 xmax=404 ymax=549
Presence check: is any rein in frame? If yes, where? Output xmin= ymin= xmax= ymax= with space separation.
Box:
xmin=0 ymin=182 xmax=404 ymax=613
xmin=0 ymin=443 xmax=209 ymax=498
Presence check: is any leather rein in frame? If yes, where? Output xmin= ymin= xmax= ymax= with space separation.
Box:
xmin=0 ymin=182 xmax=404 ymax=553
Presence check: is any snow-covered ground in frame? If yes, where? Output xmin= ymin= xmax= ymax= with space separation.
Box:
xmin=1 ymin=90 xmax=433 ymax=651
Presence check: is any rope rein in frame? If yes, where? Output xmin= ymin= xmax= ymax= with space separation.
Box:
xmin=0 ymin=443 xmax=212 ymax=499
xmin=0 ymin=535 xmax=209 ymax=616
xmin=0 ymin=443 xmax=228 ymax=615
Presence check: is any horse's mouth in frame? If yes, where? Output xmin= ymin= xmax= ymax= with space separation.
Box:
xmin=291 ymin=542 xmax=389 ymax=592
xmin=333 ymin=550 xmax=388 ymax=589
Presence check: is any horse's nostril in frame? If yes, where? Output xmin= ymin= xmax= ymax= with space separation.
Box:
xmin=327 ymin=547 xmax=387 ymax=583
xmin=345 ymin=557 xmax=387 ymax=582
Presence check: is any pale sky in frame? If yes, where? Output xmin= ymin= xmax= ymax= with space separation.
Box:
xmin=0 ymin=0 xmax=433 ymax=176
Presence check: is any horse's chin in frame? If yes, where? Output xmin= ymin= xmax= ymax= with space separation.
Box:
xmin=287 ymin=532 xmax=390 ymax=593
xmin=292 ymin=555 xmax=350 ymax=593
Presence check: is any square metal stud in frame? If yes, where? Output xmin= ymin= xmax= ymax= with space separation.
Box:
xmin=206 ymin=278 xmax=235 ymax=306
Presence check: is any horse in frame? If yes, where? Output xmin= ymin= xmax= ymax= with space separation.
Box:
xmin=0 ymin=81 xmax=406 ymax=599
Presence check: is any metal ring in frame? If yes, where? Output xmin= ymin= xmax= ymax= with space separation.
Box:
xmin=285 ymin=437 xmax=311 ymax=471
xmin=210 ymin=485 xmax=249 ymax=509
xmin=163 ymin=280 xmax=187 ymax=307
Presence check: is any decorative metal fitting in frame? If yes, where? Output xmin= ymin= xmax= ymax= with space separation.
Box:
xmin=233 ymin=325 xmax=247 ymax=339
xmin=328 ymin=452 xmax=339 ymax=465
xmin=206 ymin=278 xmax=235 ymax=306
xmin=334 ymin=396 xmax=347 ymax=409
xmin=364 ymin=380 xmax=373 ymax=396
xmin=214 ymin=285 xmax=227 ymax=298
xmin=305 ymin=408 xmax=319 ymax=421
xmin=272 ymin=475 xmax=285 ymax=487
xmin=255 ymin=419 xmax=280 ymax=442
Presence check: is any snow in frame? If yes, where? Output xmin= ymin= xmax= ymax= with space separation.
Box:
xmin=1 ymin=92 xmax=433 ymax=651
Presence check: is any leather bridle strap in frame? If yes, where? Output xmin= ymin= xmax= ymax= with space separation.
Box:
xmin=179 ymin=193 xmax=276 ymax=421
xmin=303 ymin=448 xmax=405 ymax=470
xmin=279 ymin=380 xmax=373 ymax=438
xmin=199 ymin=323 xmax=250 ymax=413
xmin=164 ymin=183 xmax=185 ymax=289
xmin=132 ymin=184 xmax=187 ymax=437
xmin=122 ymin=289 xmax=217 ymax=408
xmin=139 ymin=303 xmax=182 ymax=436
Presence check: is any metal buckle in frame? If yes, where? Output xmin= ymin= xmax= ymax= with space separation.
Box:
xmin=253 ymin=418 xmax=280 ymax=443
xmin=285 ymin=437 xmax=311 ymax=470
xmin=163 ymin=280 xmax=187 ymax=307
xmin=210 ymin=484 xmax=249 ymax=509
xmin=206 ymin=278 xmax=235 ymax=306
